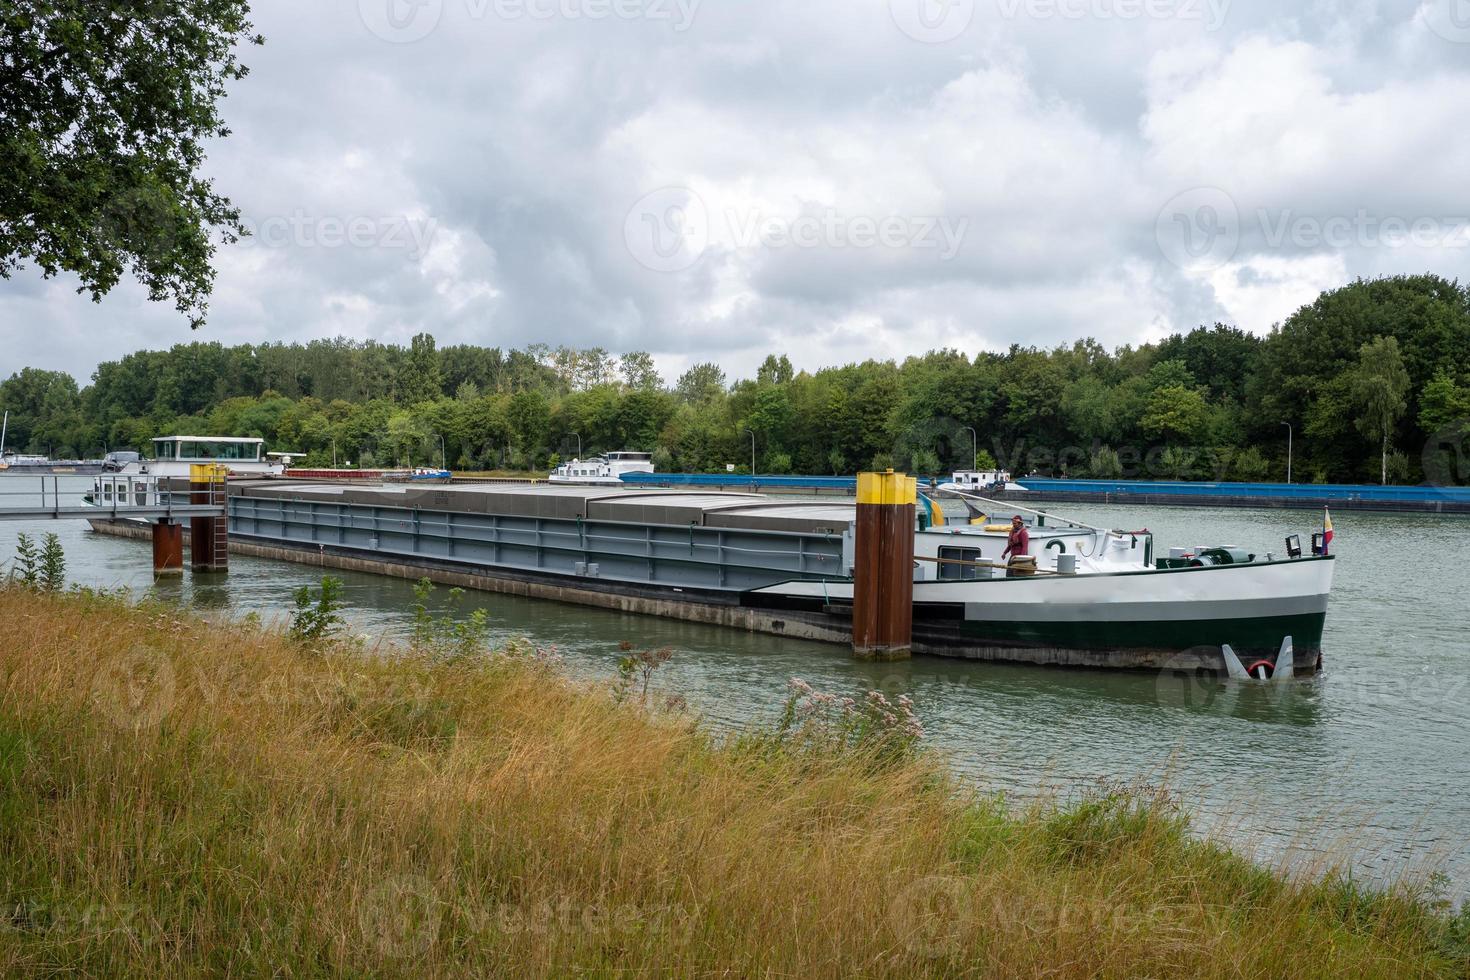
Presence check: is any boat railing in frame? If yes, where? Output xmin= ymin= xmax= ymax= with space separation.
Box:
xmin=4 ymin=475 xmax=189 ymax=511
xmin=87 ymin=474 xmax=175 ymax=509
xmin=0 ymin=474 xmax=229 ymax=523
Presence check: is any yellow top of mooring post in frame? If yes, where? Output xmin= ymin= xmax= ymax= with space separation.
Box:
xmin=189 ymin=463 xmax=229 ymax=482
xmin=856 ymin=470 xmax=916 ymax=505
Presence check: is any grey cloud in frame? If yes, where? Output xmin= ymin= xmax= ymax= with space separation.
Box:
xmin=2 ymin=0 xmax=1467 ymax=382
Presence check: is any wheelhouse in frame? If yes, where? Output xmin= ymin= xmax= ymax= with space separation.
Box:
xmin=151 ymin=437 xmax=265 ymax=463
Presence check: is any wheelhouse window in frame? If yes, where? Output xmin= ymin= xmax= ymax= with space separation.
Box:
xmin=157 ymin=439 xmax=261 ymax=461
xmin=939 ymin=546 xmax=982 ymax=581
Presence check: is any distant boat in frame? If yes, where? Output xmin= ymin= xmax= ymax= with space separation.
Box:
xmin=549 ymin=451 xmax=655 ymax=485
xmin=381 ymin=467 xmax=453 ymax=484
xmin=0 ymin=452 xmax=103 ymax=475
xmin=935 ymin=469 xmax=1029 ymax=493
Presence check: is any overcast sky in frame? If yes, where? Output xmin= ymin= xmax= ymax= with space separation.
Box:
xmin=4 ymin=0 xmax=1470 ymax=386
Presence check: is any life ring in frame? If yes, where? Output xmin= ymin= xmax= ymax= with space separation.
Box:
xmin=1243 ymin=659 xmax=1275 ymax=680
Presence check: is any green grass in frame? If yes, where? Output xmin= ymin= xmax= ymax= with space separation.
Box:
xmin=0 ymin=586 xmax=1466 ymax=977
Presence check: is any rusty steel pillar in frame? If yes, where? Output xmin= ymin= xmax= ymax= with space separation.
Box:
xmin=189 ymin=464 xmax=229 ymax=573
xmin=152 ymin=521 xmax=184 ymax=575
xmin=852 ymin=470 xmax=916 ymax=661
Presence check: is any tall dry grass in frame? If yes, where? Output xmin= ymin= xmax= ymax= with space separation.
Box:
xmin=0 ymin=586 xmax=1466 ymax=977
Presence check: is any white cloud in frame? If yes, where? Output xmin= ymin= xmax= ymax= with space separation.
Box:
xmin=2 ymin=0 xmax=1467 ymax=382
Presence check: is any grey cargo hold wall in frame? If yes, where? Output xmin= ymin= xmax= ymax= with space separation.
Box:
xmin=227 ymin=482 xmax=850 ymax=591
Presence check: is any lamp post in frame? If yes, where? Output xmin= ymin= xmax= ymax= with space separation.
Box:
xmin=436 ymin=433 xmax=447 ymax=472
xmin=963 ymin=426 xmax=977 ymax=471
xmin=743 ymin=428 xmax=756 ymax=477
xmin=1281 ymin=422 xmax=1293 ymax=484
xmin=571 ymin=431 xmax=582 ymax=460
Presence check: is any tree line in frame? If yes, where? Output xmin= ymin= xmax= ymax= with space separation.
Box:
xmin=4 ymin=275 xmax=1470 ymax=484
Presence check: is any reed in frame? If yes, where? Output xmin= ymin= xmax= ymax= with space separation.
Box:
xmin=0 ymin=586 xmax=1465 ymax=978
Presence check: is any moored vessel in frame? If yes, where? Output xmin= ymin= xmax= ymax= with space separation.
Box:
xmin=549 ymin=451 xmax=655 ymax=485
xmin=95 ymin=437 xmax=286 ymax=478
xmin=935 ymin=469 xmax=1029 ymax=493
xmin=85 ymin=436 xmax=286 ymax=505
xmin=89 ymin=477 xmax=1333 ymax=674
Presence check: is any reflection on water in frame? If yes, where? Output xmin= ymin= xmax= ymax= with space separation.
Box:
xmin=0 ymin=477 xmax=1466 ymax=899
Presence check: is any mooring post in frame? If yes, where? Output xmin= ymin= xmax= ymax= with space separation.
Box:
xmin=852 ymin=469 xmax=916 ymax=661
xmin=152 ymin=520 xmax=184 ymax=575
xmin=189 ymin=463 xmax=229 ymax=573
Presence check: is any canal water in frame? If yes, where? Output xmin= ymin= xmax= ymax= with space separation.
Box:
xmin=2 ymin=476 xmax=1466 ymax=900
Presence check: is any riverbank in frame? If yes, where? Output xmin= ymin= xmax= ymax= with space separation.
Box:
xmin=1 ymin=587 xmax=1466 ymax=976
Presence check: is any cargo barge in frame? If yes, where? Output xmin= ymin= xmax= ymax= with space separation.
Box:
xmin=88 ymin=480 xmax=1335 ymax=673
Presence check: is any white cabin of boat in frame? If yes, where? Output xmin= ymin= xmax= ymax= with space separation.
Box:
xmin=549 ymin=451 xmax=655 ymax=485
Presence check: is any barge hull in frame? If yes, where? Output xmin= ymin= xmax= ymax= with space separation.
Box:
xmin=86 ymin=519 xmax=853 ymax=646
xmin=88 ymin=517 xmax=1323 ymax=672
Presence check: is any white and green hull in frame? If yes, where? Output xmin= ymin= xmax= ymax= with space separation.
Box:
xmin=750 ymin=557 xmax=1334 ymax=671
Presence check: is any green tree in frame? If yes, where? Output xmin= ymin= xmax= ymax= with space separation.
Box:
xmin=1418 ymin=370 xmax=1470 ymax=437
xmin=385 ymin=411 xmax=433 ymax=467
xmin=1155 ymin=324 xmax=1261 ymax=401
xmin=618 ymin=351 xmax=662 ymax=391
xmin=1231 ymin=446 xmax=1271 ymax=482
xmin=676 ymin=363 xmax=726 ymax=403
xmin=0 ymin=1 xmax=263 ymax=328
xmin=756 ymin=354 xmax=793 ymax=386
xmin=740 ymin=386 xmax=794 ymax=460
xmin=1089 ymin=446 xmax=1123 ymax=478
xmin=1139 ymin=385 xmax=1208 ymax=444
xmin=1349 ymin=335 xmax=1411 ymax=485
xmin=398 ymin=333 xmax=442 ymax=404
xmin=0 ymin=368 xmax=79 ymax=452
xmin=1250 ymin=275 xmax=1470 ymax=478
xmin=507 ymin=389 xmax=550 ymax=462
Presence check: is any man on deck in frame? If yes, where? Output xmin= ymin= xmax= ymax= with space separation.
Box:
xmin=1001 ymin=515 xmax=1030 ymax=560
